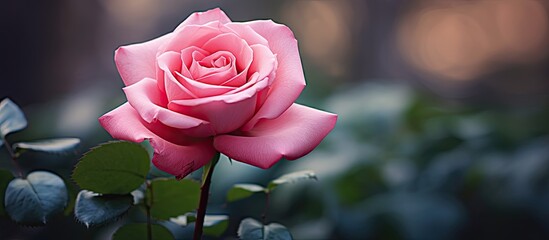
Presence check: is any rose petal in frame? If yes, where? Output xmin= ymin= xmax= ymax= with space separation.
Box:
xmin=162 ymin=22 xmax=223 ymax=54
xmin=179 ymin=46 xmax=209 ymax=79
xmin=169 ymin=72 xmax=266 ymax=106
xmin=201 ymin=32 xmax=253 ymax=74
xmin=160 ymin=50 xmax=238 ymax=99
xmin=150 ymin=137 xmax=216 ymax=179
xmin=247 ymin=44 xmax=277 ymax=84
xmin=241 ymin=20 xmax=306 ymax=131
xmin=157 ymin=51 xmax=197 ymax=100
xmin=98 ymin=103 xmax=200 ymax=145
xmin=115 ymin=33 xmax=172 ymax=86
xmin=175 ymin=8 xmax=231 ymax=30
xmin=98 ymin=103 xmax=154 ymax=142
xmin=213 ymin=104 xmax=337 ymax=169
xmin=224 ymin=22 xmax=269 ymax=46
xmin=123 ymin=78 xmax=214 ymax=137
xmin=168 ymin=85 xmax=262 ymax=135
xmin=189 ymin=51 xmax=236 ymax=81
xmin=99 ymin=103 xmax=216 ymax=179
xmin=175 ymin=72 xmax=236 ymax=98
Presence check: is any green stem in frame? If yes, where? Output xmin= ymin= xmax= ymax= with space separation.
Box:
xmin=146 ymin=180 xmax=153 ymax=240
xmin=193 ymin=153 xmax=220 ymax=240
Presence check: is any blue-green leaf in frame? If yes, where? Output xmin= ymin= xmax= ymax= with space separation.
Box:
xmin=0 ymin=169 xmax=14 ymax=216
xmin=0 ymin=98 xmax=27 ymax=138
xmin=13 ymin=138 xmax=80 ymax=156
xmin=74 ymin=190 xmax=133 ymax=227
xmin=147 ymin=178 xmax=200 ymax=220
xmin=267 ymin=170 xmax=317 ymax=191
xmin=4 ymin=171 xmax=68 ymax=225
xmin=238 ymin=218 xmax=293 ymax=240
xmin=72 ymin=141 xmax=150 ymax=194
xmin=227 ymin=184 xmax=265 ymax=202
xmin=113 ymin=223 xmax=174 ymax=240
xmin=170 ymin=214 xmax=228 ymax=237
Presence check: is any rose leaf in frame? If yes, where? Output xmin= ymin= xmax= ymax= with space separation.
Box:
xmin=0 ymin=168 xmax=14 ymax=216
xmin=267 ymin=170 xmax=317 ymax=192
xmin=147 ymin=178 xmax=200 ymax=220
xmin=72 ymin=141 xmax=150 ymax=194
xmin=238 ymin=217 xmax=293 ymax=240
xmin=226 ymin=183 xmax=265 ymax=202
xmin=74 ymin=190 xmax=133 ymax=227
xmin=0 ymin=98 xmax=27 ymax=139
xmin=4 ymin=171 xmax=68 ymax=225
xmin=170 ymin=213 xmax=229 ymax=237
xmin=13 ymin=138 xmax=80 ymax=156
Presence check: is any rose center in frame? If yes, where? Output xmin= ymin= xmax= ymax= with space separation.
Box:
xmin=198 ymin=52 xmax=232 ymax=69
xmin=186 ymin=50 xmax=238 ymax=82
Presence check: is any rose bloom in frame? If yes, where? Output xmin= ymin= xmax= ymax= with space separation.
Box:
xmin=99 ymin=8 xmax=337 ymax=178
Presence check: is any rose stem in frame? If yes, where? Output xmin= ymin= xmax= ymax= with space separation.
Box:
xmin=145 ymin=180 xmax=153 ymax=240
xmin=1 ymin=135 xmax=23 ymax=177
xmin=262 ymin=191 xmax=270 ymax=224
xmin=193 ymin=153 xmax=220 ymax=240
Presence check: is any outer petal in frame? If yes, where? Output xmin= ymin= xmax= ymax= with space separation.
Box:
xmin=150 ymin=137 xmax=216 ymax=179
xmin=241 ymin=20 xmax=306 ymax=131
xmin=98 ymin=103 xmax=155 ymax=142
xmin=213 ymin=104 xmax=337 ymax=169
xmin=123 ymin=78 xmax=215 ymax=137
xmin=98 ymin=103 xmax=216 ymax=179
xmin=224 ymin=22 xmax=269 ymax=46
xmin=98 ymin=102 xmax=202 ymax=144
xmin=175 ymin=8 xmax=231 ymax=30
xmin=115 ymin=33 xmax=172 ymax=86
xmin=163 ymin=22 xmax=223 ymax=53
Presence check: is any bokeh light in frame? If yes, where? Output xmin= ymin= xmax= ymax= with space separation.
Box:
xmin=398 ymin=0 xmax=549 ymax=82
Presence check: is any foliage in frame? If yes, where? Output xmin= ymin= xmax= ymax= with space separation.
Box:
xmin=4 ymin=171 xmax=68 ymax=225
xmin=72 ymin=141 xmax=150 ymax=194
xmin=13 ymin=138 xmax=80 ymax=156
xmin=147 ymin=178 xmax=200 ymax=220
xmin=170 ymin=213 xmax=229 ymax=237
xmin=238 ymin=218 xmax=292 ymax=240
xmin=0 ymin=98 xmax=27 ymax=139
xmin=0 ymin=98 xmax=78 ymax=226
xmin=74 ymin=190 xmax=133 ymax=226
xmin=3 ymin=80 xmax=549 ymax=239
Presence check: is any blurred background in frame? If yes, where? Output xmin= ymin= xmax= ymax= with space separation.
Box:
xmin=1 ymin=0 xmax=549 ymax=239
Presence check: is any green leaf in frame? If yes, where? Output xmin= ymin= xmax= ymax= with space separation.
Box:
xmin=74 ymin=190 xmax=133 ymax=227
xmin=0 ymin=169 xmax=14 ymax=216
xmin=148 ymin=178 xmax=200 ymax=220
xmin=267 ymin=170 xmax=317 ymax=191
xmin=13 ymin=138 xmax=80 ymax=156
xmin=72 ymin=141 xmax=150 ymax=194
xmin=4 ymin=171 xmax=68 ymax=225
xmin=0 ymin=98 xmax=27 ymax=138
xmin=204 ymin=215 xmax=229 ymax=237
xmin=169 ymin=212 xmax=196 ymax=226
xmin=113 ymin=223 xmax=174 ymax=240
xmin=238 ymin=218 xmax=293 ymax=240
xmin=63 ymin=180 xmax=78 ymax=216
xmin=227 ymin=184 xmax=265 ymax=202
xmin=170 ymin=214 xmax=228 ymax=237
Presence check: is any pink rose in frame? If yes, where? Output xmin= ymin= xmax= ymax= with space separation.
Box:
xmin=99 ymin=8 xmax=337 ymax=178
